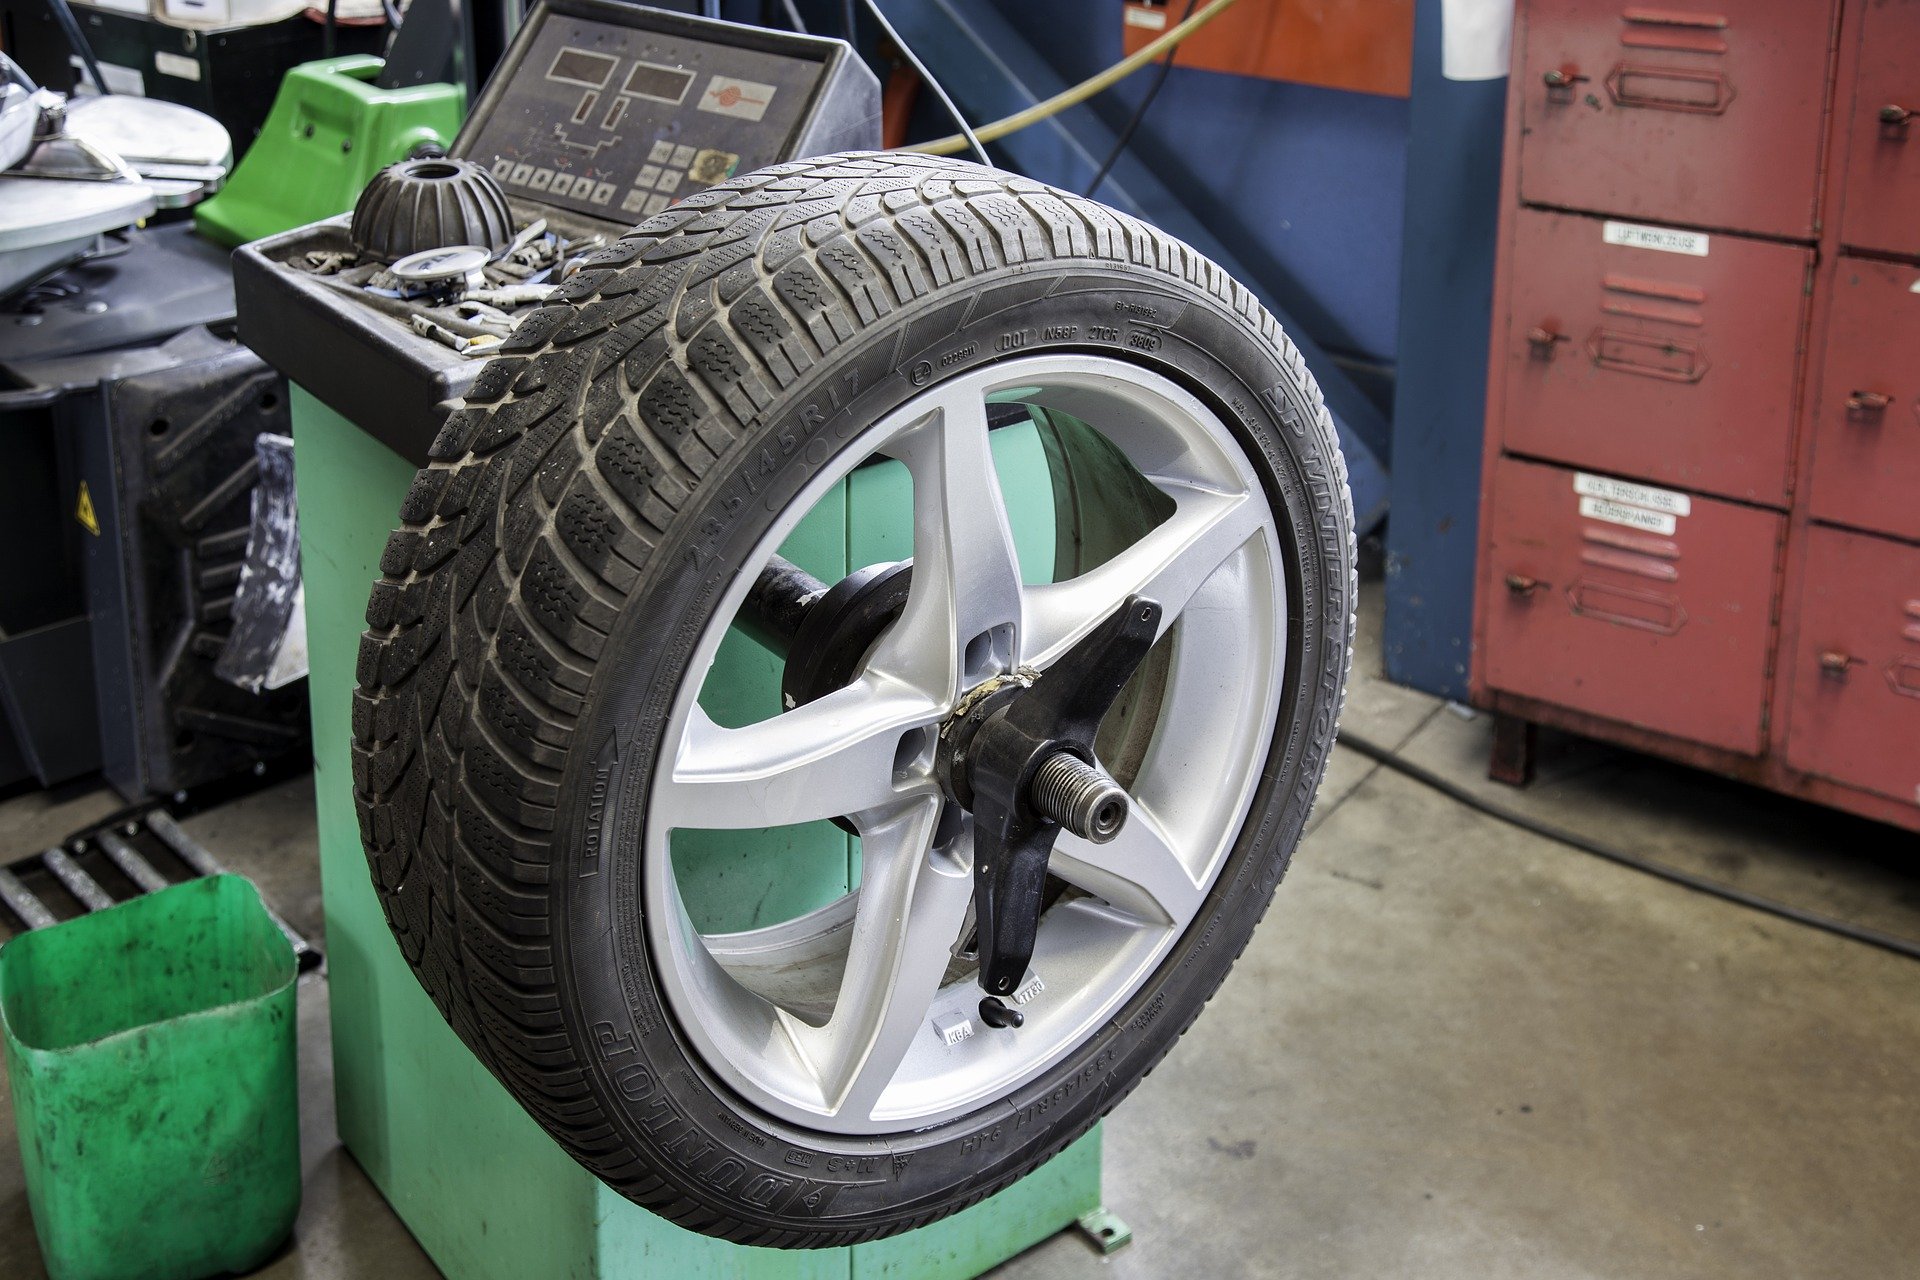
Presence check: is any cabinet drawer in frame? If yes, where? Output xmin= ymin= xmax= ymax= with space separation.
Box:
xmin=1836 ymin=0 xmax=1920 ymax=258
xmin=1502 ymin=208 xmax=1807 ymax=506
xmin=1808 ymin=257 xmax=1920 ymax=542
xmin=1785 ymin=526 xmax=1920 ymax=808
xmin=1515 ymin=0 xmax=1837 ymax=238
xmin=1480 ymin=457 xmax=1781 ymax=754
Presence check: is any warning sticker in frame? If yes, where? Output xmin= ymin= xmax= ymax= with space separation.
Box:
xmin=689 ymin=148 xmax=739 ymax=185
xmin=1603 ymin=220 xmax=1709 ymax=258
xmin=1579 ymin=496 xmax=1677 ymax=536
xmin=697 ymin=75 xmax=775 ymax=122
xmin=1574 ymin=472 xmax=1691 ymax=518
xmin=75 ymin=482 xmax=100 ymax=536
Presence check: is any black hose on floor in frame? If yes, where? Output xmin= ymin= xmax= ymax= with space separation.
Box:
xmin=1334 ymin=726 xmax=1920 ymax=964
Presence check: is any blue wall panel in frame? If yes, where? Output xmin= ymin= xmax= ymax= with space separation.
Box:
xmin=886 ymin=0 xmax=1393 ymax=528
xmin=983 ymin=0 xmax=1410 ymax=367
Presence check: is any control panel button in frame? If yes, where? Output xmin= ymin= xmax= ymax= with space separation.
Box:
xmin=690 ymin=149 xmax=738 ymax=185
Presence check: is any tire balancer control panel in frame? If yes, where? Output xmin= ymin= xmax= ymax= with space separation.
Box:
xmin=455 ymin=0 xmax=880 ymax=237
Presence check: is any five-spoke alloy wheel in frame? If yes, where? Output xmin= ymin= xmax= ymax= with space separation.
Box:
xmin=354 ymin=152 xmax=1353 ymax=1246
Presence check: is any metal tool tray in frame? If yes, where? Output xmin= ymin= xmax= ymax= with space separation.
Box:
xmin=234 ymin=217 xmax=471 ymax=466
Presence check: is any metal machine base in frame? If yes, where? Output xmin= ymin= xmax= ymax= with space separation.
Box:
xmin=1075 ymin=1207 xmax=1134 ymax=1255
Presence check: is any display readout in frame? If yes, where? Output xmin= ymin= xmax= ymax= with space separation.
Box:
xmin=547 ymin=47 xmax=616 ymax=88
xmin=468 ymin=11 xmax=825 ymax=227
xmin=624 ymin=62 xmax=695 ymax=103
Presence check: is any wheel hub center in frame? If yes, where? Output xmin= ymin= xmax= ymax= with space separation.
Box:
xmin=934 ymin=669 xmax=1034 ymax=810
xmin=741 ymin=549 xmax=1162 ymax=998
xmin=939 ymin=596 xmax=1162 ymax=996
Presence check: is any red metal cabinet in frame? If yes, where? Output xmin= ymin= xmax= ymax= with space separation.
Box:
xmin=1836 ymin=0 xmax=1920 ymax=258
xmin=1473 ymin=1 xmax=1920 ymax=830
xmin=1515 ymin=0 xmax=1839 ymax=239
xmin=1786 ymin=526 xmax=1920 ymax=805
xmin=1502 ymin=208 xmax=1808 ymax=506
xmin=1480 ymin=457 xmax=1782 ymax=755
xmin=1808 ymin=257 xmax=1920 ymax=542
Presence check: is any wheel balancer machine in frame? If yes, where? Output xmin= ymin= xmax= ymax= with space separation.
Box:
xmin=237 ymin=4 xmax=1117 ymax=1274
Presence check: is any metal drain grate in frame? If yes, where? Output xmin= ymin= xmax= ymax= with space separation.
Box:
xmin=0 ymin=808 xmax=320 ymax=971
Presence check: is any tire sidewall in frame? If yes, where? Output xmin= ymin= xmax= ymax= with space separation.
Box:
xmin=547 ymin=263 xmax=1350 ymax=1232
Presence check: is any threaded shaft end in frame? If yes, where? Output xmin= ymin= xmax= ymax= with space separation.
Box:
xmin=1030 ymin=752 xmax=1129 ymax=843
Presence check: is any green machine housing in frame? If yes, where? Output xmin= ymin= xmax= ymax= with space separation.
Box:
xmin=196 ymin=56 xmax=466 ymax=249
xmin=237 ymin=3 xmax=1108 ymax=1273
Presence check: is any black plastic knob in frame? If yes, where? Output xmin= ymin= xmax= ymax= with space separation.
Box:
xmin=349 ymin=157 xmax=514 ymax=263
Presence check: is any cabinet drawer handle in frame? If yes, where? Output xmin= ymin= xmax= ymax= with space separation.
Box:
xmin=1543 ymin=66 xmax=1588 ymax=103
xmin=1506 ymin=573 xmax=1544 ymax=597
xmin=1846 ymin=390 xmax=1892 ymax=420
xmin=1525 ymin=326 xmax=1568 ymax=359
xmin=1818 ymin=650 xmax=1855 ymax=678
xmin=1881 ymin=104 xmax=1913 ymax=139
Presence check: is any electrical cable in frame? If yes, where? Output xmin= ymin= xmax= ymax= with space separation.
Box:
xmin=2 ymin=51 xmax=37 ymax=89
xmin=44 ymin=0 xmax=111 ymax=95
xmin=862 ymin=0 xmax=989 ymax=166
xmin=1334 ymin=725 xmax=1920 ymax=964
xmin=842 ymin=0 xmax=857 ymax=43
xmin=703 ymin=0 xmax=720 ymax=20
xmin=324 ymin=0 xmax=339 ymax=58
xmin=1084 ymin=0 xmax=1197 ymax=196
xmin=905 ymin=0 xmax=1240 ymax=157
xmin=779 ymin=0 xmax=806 ymax=33
xmin=381 ymin=0 xmax=403 ymax=31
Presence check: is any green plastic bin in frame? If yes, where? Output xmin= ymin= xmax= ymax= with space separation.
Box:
xmin=0 ymin=875 xmax=300 ymax=1280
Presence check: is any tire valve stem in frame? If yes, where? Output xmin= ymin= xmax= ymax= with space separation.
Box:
xmin=978 ymin=996 xmax=1024 ymax=1030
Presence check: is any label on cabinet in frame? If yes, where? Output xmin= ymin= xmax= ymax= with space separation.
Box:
xmin=1579 ymin=497 xmax=1676 ymax=535
xmin=1573 ymin=472 xmax=1692 ymax=517
xmin=1602 ymin=221 xmax=1709 ymax=258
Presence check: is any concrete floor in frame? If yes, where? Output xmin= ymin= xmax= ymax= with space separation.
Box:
xmin=3 ymin=574 xmax=1917 ymax=1278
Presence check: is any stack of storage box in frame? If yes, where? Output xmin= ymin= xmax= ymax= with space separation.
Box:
xmin=1473 ymin=0 xmax=1919 ymax=831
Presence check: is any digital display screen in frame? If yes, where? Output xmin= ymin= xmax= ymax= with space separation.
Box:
xmin=467 ymin=12 xmax=826 ymax=228
xmin=547 ymin=48 xmax=617 ymax=88
xmin=624 ymin=62 xmax=695 ymax=103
